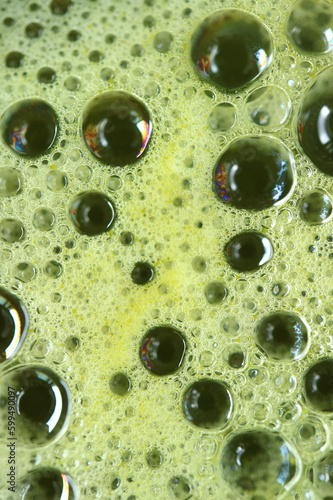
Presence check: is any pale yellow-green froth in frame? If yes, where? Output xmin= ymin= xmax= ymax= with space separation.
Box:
xmin=0 ymin=0 xmax=332 ymax=499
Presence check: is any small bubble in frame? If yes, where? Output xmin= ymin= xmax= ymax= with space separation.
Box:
xmin=33 ymin=208 xmax=55 ymax=231
xmin=64 ymin=76 xmax=80 ymax=91
xmin=44 ymin=260 xmax=62 ymax=278
xmin=209 ymin=103 xmax=236 ymax=131
xmin=153 ymin=31 xmax=174 ymax=53
xmin=0 ymin=219 xmax=24 ymax=242
xmin=109 ymin=373 xmax=131 ymax=396
xmin=192 ymin=256 xmax=208 ymax=273
xmin=13 ymin=262 xmax=36 ymax=282
xmin=5 ymin=51 xmax=24 ymax=68
xmin=46 ymin=170 xmax=68 ymax=191
xmin=146 ymin=448 xmax=163 ymax=468
xmin=37 ymin=67 xmax=56 ymax=84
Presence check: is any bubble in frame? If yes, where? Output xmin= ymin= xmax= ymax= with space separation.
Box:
xmin=33 ymin=208 xmax=55 ymax=231
xmin=0 ymin=287 xmax=28 ymax=362
xmin=25 ymin=21 xmax=43 ymax=38
xmin=146 ymin=448 xmax=163 ymax=468
xmin=168 ymin=477 xmax=191 ymax=499
xmin=6 ymin=365 xmax=71 ymax=446
xmin=1 ymin=99 xmax=58 ymax=157
xmin=287 ymin=0 xmax=333 ymax=54
xmin=13 ymin=262 xmax=37 ymax=282
xmin=69 ymin=191 xmax=116 ymax=236
xmin=67 ymin=29 xmax=81 ymax=41
xmin=37 ymin=67 xmax=56 ymax=84
xmin=208 ymin=102 xmax=236 ymax=131
xmin=192 ymin=256 xmax=208 ymax=272
xmin=46 ymin=170 xmax=68 ymax=191
xmin=64 ymin=76 xmax=80 ymax=91
xmin=225 ymin=232 xmax=274 ymax=272
xmin=221 ymin=430 xmax=299 ymax=495
xmin=109 ymin=373 xmax=131 ymax=396
xmin=18 ymin=468 xmax=77 ymax=499
xmin=5 ymin=51 xmax=24 ymax=68
xmin=120 ymin=231 xmax=134 ymax=245
xmin=246 ymin=86 xmax=291 ymax=131
xmin=131 ymin=262 xmax=155 ymax=285
xmin=153 ymin=31 xmax=173 ymax=53
xmin=140 ymin=326 xmax=186 ymax=376
xmin=82 ymin=91 xmax=152 ymax=167
xmin=190 ymin=9 xmax=273 ymax=91
xmin=213 ymin=136 xmax=295 ymax=210
xmin=311 ymin=450 xmax=333 ymax=495
xmin=299 ymin=189 xmax=333 ymax=224
xmin=204 ymin=281 xmax=228 ymax=304
xmin=222 ymin=317 xmax=240 ymax=336
xmin=44 ymin=260 xmax=63 ymax=278
xmin=304 ymin=359 xmax=333 ymax=411
xmin=50 ymin=0 xmax=72 ymax=15
xmin=89 ymin=50 xmax=104 ymax=63
xmin=182 ymin=379 xmax=233 ymax=429
xmin=131 ymin=43 xmax=145 ymax=57
xmin=256 ymin=312 xmax=309 ymax=361
xmin=296 ymin=416 xmax=327 ymax=452
xmin=0 ymin=168 xmax=21 ymax=196
xmin=0 ymin=219 xmax=24 ymax=243
xmin=100 ymin=67 xmax=114 ymax=81
xmin=143 ymin=15 xmax=156 ymax=28
xmin=65 ymin=336 xmax=80 ymax=352
xmin=298 ymin=65 xmax=333 ymax=176
xmin=228 ymin=350 xmax=245 ymax=369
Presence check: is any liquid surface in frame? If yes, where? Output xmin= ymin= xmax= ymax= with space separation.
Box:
xmin=0 ymin=0 xmax=332 ymax=499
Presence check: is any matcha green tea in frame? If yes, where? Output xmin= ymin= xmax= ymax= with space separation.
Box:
xmin=0 ymin=0 xmax=333 ymax=498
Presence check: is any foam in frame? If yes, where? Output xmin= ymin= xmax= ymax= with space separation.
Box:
xmin=0 ymin=0 xmax=332 ymax=498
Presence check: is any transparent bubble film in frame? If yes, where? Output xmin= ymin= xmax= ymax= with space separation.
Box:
xmin=0 ymin=0 xmax=332 ymax=499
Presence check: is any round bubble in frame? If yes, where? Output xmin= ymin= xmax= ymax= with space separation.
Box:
xmin=69 ymin=191 xmax=116 ymax=236
xmin=298 ymin=65 xmax=333 ymax=176
xmin=0 ymin=219 xmax=24 ymax=242
xmin=140 ymin=326 xmax=186 ymax=376
xmin=82 ymin=91 xmax=152 ymax=167
xmin=0 ymin=168 xmax=21 ymax=197
xmin=18 ymin=468 xmax=78 ymax=499
xmin=213 ymin=136 xmax=295 ymax=210
xmin=311 ymin=451 xmax=333 ymax=496
xmin=209 ymin=103 xmax=236 ymax=131
xmin=191 ymin=9 xmax=273 ymax=91
xmin=225 ymin=231 xmax=274 ymax=272
xmin=0 ymin=287 xmax=28 ymax=362
xmin=221 ymin=430 xmax=299 ymax=495
xmin=304 ymin=359 xmax=333 ymax=411
xmin=1 ymin=99 xmax=58 ymax=157
xmin=183 ymin=379 xmax=233 ymax=429
xmin=246 ymin=86 xmax=291 ymax=131
xmin=287 ymin=0 xmax=333 ymax=54
xmin=2 ymin=365 xmax=71 ymax=447
xmin=256 ymin=312 xmax=309 ymax=361
xmin=299 ymin=189 xmax=333 ymax=224
xmin=131 ymin=261 xmax=155 ymax=285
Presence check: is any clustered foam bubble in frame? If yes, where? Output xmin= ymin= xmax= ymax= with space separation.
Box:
xmin=0 ymin=0 xmax=332 ymax=499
